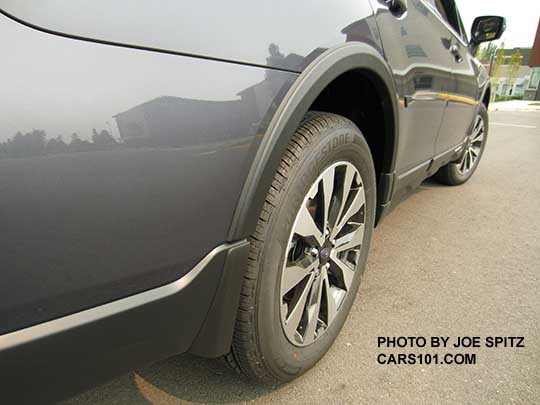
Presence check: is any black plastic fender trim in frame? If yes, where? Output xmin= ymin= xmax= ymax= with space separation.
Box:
xmin=189 ymin=239 xmax=251 ymax=358
xmin=227 ymin=42 xmax=400 ymax=241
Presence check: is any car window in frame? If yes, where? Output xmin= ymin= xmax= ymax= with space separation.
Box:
xmin=424 ymin=0 xmax=450 ymax=24
xmin=440 ymin=0 xmax=466 ymax=41
xmin=424 ymin=0 xmax=467 ymax=43
xmin=454 ymin=7 xmax=469 ymax=43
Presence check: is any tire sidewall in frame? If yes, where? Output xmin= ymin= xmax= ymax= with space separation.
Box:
xmin=255 ymin=119 xmax=376 ymax=381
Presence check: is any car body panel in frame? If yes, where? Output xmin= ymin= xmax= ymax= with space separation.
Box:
xmin=0 ymin=13 xmax=297 ymax=334
xmin=373 ymin=0 xmax=455 ymax=174
xmin=0 ymin=0 xmax=379 ymax=72
xmin=436 ymin=40 xmax=484 ymax=153
xmin=368 ymin=0 xmax=489 ymax=212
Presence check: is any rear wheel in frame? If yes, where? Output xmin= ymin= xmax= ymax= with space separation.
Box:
xmin=225 ymin=112 xmax=376 ymax=385
xmin=434 ymin=104 xmax=489 ymax=186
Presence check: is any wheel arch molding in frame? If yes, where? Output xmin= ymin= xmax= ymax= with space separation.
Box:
xmin=227 ymin=43 xmax=400 ymax=241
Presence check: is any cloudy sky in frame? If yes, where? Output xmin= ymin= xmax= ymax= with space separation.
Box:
xmin=456 ymin=0 xmax=540 ymax=48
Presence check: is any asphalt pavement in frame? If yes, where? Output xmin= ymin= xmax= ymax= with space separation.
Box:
xmin=65 ymin=111 xmax=540 ymax=404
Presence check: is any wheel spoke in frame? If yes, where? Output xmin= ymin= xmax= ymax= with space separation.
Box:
xmin=284 ymin=272 xmax=315 ymax=338
xmin=330 ymin=253 xmax=355 ymax=290
xmin=295 ymin=203 xmax=324 ymax=246
xmin=281 ymin=259 xmax=319 ymax=295
xmin=471 ymin=116 xmax=483 ymax=138
xmin=332 ymin=165 xmax=356 ymax=236
xmin=334 ymin=224 xmax=365 ymax=253
xmin=333 ymin=189 xmax=365 ymax=239
xmin=459 ymin=151 xmax=467 ymax=173
xmin=303 ymin=273 xmax=324 ymax=345
xmin=471 ymin=132 xmax=484 ymax=144
xmin=322 ymin=267 xmax=338 ymax=326
xmin=321 ymin=167 xmax=335 ymax=236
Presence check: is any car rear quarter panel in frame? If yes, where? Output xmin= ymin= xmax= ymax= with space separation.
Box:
xmin=0 ymin=14 xmax=298 ymax=333
xmin=0 ymin=0 xmax=380 ymax=71
xmin=0 ymin=0 xmax=383 ymax=334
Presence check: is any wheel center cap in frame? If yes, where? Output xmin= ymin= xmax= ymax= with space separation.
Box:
xmin=320 ymin=247 xmax=331 ymax=259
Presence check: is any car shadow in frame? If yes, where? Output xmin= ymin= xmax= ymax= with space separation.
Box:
xmin=65 ymin=353 xmax=272 ymax=404
xmin=419 ymin=177 xmax=447 ymax=189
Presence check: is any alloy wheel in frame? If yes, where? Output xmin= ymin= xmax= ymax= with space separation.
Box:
xmin=458 ymin=114 xmax=485 ymax=174
xmin=280 ymin=162 xmax=366 ymax=346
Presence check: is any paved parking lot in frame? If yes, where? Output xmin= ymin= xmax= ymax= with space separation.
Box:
xmin=65 ymin=111 xmax=540 ymax=404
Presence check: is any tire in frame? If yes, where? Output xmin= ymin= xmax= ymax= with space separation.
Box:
xmin=225 ymin=112 xmax=376 ymax=385
xmin=434 ymin=104 xmax=489 ymax=186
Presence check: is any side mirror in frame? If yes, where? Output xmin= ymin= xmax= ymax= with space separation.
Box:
xmin=470 ymin=16 xmax=506 ymax=45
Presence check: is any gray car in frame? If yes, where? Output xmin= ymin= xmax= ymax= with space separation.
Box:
xmin=0 ymin=0 xmax=505 ymax=402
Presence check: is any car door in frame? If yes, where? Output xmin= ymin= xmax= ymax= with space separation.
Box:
xmin=372 ymin=0 xmax=454 ymax=175
xmin=432 ymin=0 xmax=480 ymax=155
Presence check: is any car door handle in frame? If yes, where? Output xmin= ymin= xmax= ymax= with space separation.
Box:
xmin=450 ymin=44 xmax=463 ymax=63
xmin=383 ymin=0 xmax=407 ymax=16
